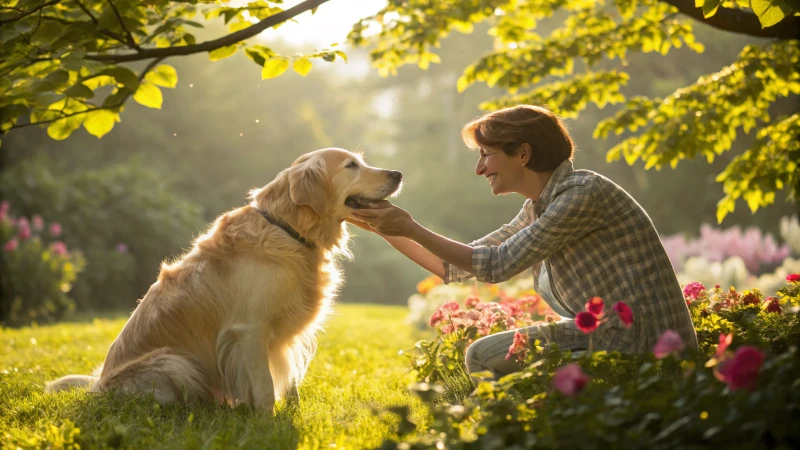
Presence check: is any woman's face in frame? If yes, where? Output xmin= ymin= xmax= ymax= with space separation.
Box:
xmin=475 ymin=147 xmax=523 ymax=196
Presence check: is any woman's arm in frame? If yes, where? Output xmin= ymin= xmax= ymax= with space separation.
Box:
xmin=349 ymin=205 xmax=475 ymax=274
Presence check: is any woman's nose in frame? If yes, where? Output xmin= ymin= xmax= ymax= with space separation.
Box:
xmin=475 ymin=160 xmax=486 ymax=176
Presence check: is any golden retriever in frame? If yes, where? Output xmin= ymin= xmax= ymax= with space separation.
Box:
xmin=45 ymin=148 xmax=402 ymax=411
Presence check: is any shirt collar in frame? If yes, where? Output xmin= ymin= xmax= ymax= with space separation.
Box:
xmin=533 ymin=159 xmax=575 ymax=215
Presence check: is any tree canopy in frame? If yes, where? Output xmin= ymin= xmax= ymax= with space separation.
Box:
xmin=1 ymin=0 xmax=798 ymax=222
xmin=347 ymin=0 xmax=800 ymax=222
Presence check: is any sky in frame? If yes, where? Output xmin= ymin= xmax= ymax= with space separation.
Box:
xmin=239 ymin=0 xmax=386 ymax=47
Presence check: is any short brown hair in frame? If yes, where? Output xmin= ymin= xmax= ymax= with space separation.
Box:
xmin=461 ymin=105 xmax=574 ymax=172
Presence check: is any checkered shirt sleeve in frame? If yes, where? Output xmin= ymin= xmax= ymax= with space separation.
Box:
xmin=471 ymin=180 xmax=597 ymax=284
xmin=442 ymin=201 xmax=534 ymax=284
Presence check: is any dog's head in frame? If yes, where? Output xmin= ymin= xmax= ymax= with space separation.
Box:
xmin=287 ymin=148 xmax=402 ymax=218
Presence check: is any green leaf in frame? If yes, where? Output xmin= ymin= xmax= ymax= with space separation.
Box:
xmin=751 ymin=0 xmax=791 ymax=27
xmin=47 ymin=115 xmax=84 ymax=140
xmin=83 ymin=110 xmax=118 ymax=138
xmin=96 ymin=8 xmax=118 ymax=32
xmin=702 ymin=0 xmax=720 ymax=17
xmin=133 ymin=83 xmax=163 ymax=109
xmin=64 ymin=83 xmax=95 ymax=99
xmin=261 ymin=58 xmax=289 ymax=79
xmin=209 ymin=45 xmax=238 ymax=61
xmin=144 ymin=64 xmax=178 ymax=88
xmin=99 ymin=67 xmax=140 ymax=91
xmin=293 ymin=58 xmax=312 ymax=76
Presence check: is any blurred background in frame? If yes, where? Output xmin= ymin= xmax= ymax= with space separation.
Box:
xmin=1 ymin=0 xmax=798 ymax=326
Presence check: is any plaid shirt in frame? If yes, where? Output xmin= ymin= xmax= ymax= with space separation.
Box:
xmin=444 ymin=160 xmax=697 ymax=354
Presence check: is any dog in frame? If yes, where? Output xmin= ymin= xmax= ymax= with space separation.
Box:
xmin=45 ymin=148 xmax=402 ymax=411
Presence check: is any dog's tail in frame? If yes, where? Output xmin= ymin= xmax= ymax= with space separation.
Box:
xmin=45 ymin=366 xmax=102 ymax=394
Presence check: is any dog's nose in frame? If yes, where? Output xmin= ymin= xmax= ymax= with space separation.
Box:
xmin=389 ymin=170 xmax=403 ymax=181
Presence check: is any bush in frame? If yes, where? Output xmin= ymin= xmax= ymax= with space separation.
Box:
xmin=0 ymin=158 xmax=204 ymax=311
xmin=0 ymin=203 xmax=86 ymax=327
xmin=382 ymin=277 xmax=800 ymax=449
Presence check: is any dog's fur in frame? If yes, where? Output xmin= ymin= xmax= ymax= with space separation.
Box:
xmin=45 ymin=148 xmax=402 ymax=411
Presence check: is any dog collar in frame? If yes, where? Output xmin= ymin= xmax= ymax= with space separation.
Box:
xmin=258 ymin=210 xmax=316 ymax=250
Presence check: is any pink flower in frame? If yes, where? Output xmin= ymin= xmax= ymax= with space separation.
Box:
xmin=32 ymin=215 xmax=44 ymax=231
xmin=505 ymin=330 xmax=529 ymax=362
xmin=787 ymin=273 xmax=800 ymax=283
xmin=717 ymin=346 xmax=765 ymax=391
xmin=16 ymin=217 xmax=29 ymax=229
xmin=764 ymin=297 xmax=781 ymax=315
xmin=682 ymin=282 xmax=706 ymax=300
xmin=440 ymin=324 xmax=454 ymax=334
xmin=429 ymin=310 xmax=444 ymax=327
xmin=116 ymin=242 xmax=128 ymax=253
xmin=612 ymin=302 xmax=634 ymax=327
xmin=18 ymin=225 xmax=31 ymax=241
xmin=585 ymin=296 xmax=604 ymax=318
xmin=50 ymin=241 xmax=68 ymax=256
xmin=4 ymin=239 xmax=18 ymax=252
xmin=49 ymin=222 xmax=62 ymax=237
xmin=465 ymin=295 xmax=480 ymax=309
xmin=716 ymin=333 xmax=733 ymax=358
xmin=552 ymin=363 xmax=589 ymax=397
xmin=0 ymin=200 xmax=9 ymax=218
xmin=575 ymin=312 xmax=598 ymax=334
xmin=653 ymin=330 xmax=684 ymax=358
xmin=441 ymin=301 xmax=460 ymax=312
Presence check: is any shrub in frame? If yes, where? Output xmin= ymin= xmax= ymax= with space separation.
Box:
xmin=0 ymin=203 xmax=86 ymax=327
xmin=0 ymin=159 xmax=204 ymax=311
xmin=381 ymin=276 xmax=800 ymax=449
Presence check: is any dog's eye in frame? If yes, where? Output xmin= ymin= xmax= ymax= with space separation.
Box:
xmin=346 ymin=161 xmax=359 ymax=169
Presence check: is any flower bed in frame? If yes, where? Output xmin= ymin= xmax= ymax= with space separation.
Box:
xmin=383 ymin=275 xmax=800 ymax=448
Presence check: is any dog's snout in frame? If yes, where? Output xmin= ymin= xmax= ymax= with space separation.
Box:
xmin=388 ymin=170 xmax=403 ymax=181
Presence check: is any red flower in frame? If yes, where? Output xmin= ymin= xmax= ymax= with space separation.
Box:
xmin=717 ymin=346 xmax=765 ymax=391
xmin=764 ymin=297 xmax=781 ymax=315
xmin=787 ymin=273 xmax=800 ymax=283
xmin=716 ymin=333 xmax=733 ymax=358
xmin=653 ymin=330 xmax=684 ymax=359
xmin=575 ymin=312 xmax=598 ymax=334
xmin=585 ymin=297 xmax=604 ymax=318
xmin=552 ymin=363 xmax=589 ymax=397
xmin=741 ymin=292 xmax=760 ymax=306
xmin=612 ymin=302 xmax=634 ymax=327
xmin=505 ymin=330 xmax=529 ymax=362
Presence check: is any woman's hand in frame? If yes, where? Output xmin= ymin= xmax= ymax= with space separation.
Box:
xmin=348 ymin=200 xmax=417 ymax=238
xmin=345 ymin=217 xmax=378 ymax=234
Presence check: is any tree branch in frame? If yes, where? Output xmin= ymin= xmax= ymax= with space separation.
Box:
xmin=106 ymin=0 xmax=142 ymax=52
xmin=0 ymin=0 xmax=60 ymax=25
xmin=661 ymin=0 xmax=800 ymax=40
xmin=84 ymin=0 xmax=331 ymax=63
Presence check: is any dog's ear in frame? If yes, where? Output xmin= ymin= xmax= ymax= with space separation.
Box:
xmin=289 ymin=156 xmax=330 ymax=216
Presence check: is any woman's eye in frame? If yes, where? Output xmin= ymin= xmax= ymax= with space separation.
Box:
xmin=346 ymin=161 xmax=359 ymax=169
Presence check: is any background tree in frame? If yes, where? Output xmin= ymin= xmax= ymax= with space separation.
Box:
xmin=347 ymin=0 xmax=800 ymax=222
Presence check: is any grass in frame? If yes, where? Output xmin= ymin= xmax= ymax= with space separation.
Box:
xmin=0 ymin=304 xmax=430 ymax=450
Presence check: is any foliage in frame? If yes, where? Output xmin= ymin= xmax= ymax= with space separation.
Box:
xmin=0 ymin=304 xmax=427 ymax=449
xmin=380 ymin=277 xmax=800 ymax=448
xmin=0 ymin=158 xmax=203 ymax=311
xmin=349 ymin=0 xmax=800 ymax=222
xmin=0 ymin=203 xmax=85 ymax=327
xmin=0 ymin=0 xmax=343 ymax=143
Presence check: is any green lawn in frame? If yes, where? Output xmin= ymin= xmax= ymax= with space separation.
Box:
xmin=0 ymin=304 xmax=429 ymax=449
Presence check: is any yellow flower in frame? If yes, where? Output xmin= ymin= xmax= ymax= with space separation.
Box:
xmin=416 ymin=275 xmax=443 ymax=294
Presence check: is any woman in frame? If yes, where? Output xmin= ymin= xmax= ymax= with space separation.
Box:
xmin=348 ymin=105 xmax=697 ymax=378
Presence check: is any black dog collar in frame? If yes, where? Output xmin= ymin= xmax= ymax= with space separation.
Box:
xmin=258 ymin=210 xmax=315 ymax=250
